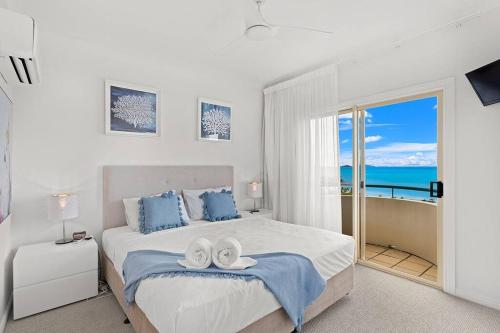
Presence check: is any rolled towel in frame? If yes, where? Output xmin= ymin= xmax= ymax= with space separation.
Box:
xmin=212 ymin=237 xmax=257 ymax=270
xmin=212 ymin=237 xmax=241 ymax=267
xmin=178 ymin=238 xmax=213 ymax=269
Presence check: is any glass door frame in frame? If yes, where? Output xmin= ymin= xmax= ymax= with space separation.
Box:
xmin=341 ymin=90 xmax=443 ymax=289
xmin=338 ymin=106 xmax=361 ymax=260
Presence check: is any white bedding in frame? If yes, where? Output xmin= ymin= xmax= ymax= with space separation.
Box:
xmin=102 ymin=216 xmax=354 ymax=333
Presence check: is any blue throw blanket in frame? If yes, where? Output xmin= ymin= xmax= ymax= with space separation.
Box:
xmin=122 ymin=250 xmax=326 ymax=330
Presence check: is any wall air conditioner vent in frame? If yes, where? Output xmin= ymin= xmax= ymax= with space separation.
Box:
xmin=8 ymin=56 xmax=37 ymax=84
xmin=0 ymin=8 xmax=40 ymax=86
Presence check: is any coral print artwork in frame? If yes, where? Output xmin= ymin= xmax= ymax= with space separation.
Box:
xmin=105 ymin=81 xmax=160 ymax=136
xmin=198 ymin=98 xmax=232 ymax=142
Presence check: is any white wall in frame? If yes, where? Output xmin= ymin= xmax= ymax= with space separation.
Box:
xmin=0 ymin=10 xmax=13 ymax=324
xmin=337 ymin=8 xmax=500 ymax=309
xmin=0 ymin=216 xmax=12 ymax=332
xmin=11 ymin=31 xmax=263 ymax=247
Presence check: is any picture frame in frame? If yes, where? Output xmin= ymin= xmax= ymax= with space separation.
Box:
xmin=198 ymin=98 xmax=232 ymax=142
xmin=105 ymin=80 xmax=160 ymax=137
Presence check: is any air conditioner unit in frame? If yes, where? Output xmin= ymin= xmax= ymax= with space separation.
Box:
xmin=0 ymin=8 xmax=40 ymax=85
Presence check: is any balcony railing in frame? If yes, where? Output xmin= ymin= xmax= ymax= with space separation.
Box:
xmin=341 ymin=183 xmax=435 ymax=201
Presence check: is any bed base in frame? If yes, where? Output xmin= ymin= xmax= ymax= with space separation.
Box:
xmin=103 ymin=253 xmax=354 ymax=333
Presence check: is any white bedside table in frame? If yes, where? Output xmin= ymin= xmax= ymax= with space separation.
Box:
xmin=245 ymin=209 xmax=273 ymax=219
xmin=13 ymin=239 xmax=98 ymax=319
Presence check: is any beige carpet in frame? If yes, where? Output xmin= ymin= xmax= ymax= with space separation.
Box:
xmin=6 ymin=265 xmax=500 ymax=333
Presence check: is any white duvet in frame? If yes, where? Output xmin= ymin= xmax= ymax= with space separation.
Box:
xmin=102 ymin=216 xmax=354 ymax=333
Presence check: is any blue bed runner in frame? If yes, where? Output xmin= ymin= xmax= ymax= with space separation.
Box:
xmin=122 ymin=250 xmax=326 ymax=330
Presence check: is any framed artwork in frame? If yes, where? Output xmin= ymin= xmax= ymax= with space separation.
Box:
xmin=198 ymin=98 xmax=232 ymax=142
xmin=105 ymin=80 xmax=160 ymax=136
xmin=0 ymin=88 xmax=11 ymax=224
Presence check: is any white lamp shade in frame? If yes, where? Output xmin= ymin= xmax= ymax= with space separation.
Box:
xmin=48 ymin=193 xmax=78 ymax=220
xmin=247 ymin=182 xmax=263 ymax=199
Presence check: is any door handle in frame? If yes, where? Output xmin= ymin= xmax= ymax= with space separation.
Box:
xmin=430 ymin=181 xmax=443 ymax=198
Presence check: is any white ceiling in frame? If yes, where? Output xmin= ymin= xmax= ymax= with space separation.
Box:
xmin=7 ymin=0 xmax=500 ymax=85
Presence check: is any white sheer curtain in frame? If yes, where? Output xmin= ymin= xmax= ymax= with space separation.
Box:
xmin=263 ymin=65 xmax=342 ymax=232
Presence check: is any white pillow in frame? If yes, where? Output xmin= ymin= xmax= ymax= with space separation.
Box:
xmin=182 ymin=186 xmax=231 ymax=220
xmin=123 ymin=193 xmax=190 ymax=231
xmin=178 ymin=196 xmax=190 ymax=223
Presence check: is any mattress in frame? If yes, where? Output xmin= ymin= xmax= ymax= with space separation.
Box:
xmin=102 ymin=216 xmax=355 ymax=333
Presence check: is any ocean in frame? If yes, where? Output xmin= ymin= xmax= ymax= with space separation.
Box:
xmin=340 ymin=166 xmax=437 ymax=200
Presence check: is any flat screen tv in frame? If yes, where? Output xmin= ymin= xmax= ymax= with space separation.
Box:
xmin=466 ymin=59 xmax=500 ymax=106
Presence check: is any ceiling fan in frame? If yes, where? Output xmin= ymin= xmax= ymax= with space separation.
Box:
xmin=215 ymin=0 xmax=334 ymax=52
xmin=244 ymin=0 xmax=334 ymax=41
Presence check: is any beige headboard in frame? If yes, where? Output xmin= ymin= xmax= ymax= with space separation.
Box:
xmin=103 ymin=165 xmax=234 ymax=230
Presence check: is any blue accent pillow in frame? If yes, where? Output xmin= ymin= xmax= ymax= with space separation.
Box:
xmin=200 ymin=189 xmax=241 ymax=222
xmin=139 ymin=191 xmax=187 ymax=234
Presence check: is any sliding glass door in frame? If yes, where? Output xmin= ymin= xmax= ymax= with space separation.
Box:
xmin=340 ymin=92 xmax=443 ymax=287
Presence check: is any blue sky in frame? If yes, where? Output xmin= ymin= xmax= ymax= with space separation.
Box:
xmin=339 ymin=96 xmax=437 ymax=167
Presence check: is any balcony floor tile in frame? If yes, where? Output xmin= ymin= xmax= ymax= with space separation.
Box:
xmin=365 ymin=243 xmax=437 ymax=283
xmin=392 ymin=265 xmax=422 ymax=276
xmin=366 ymin=244 xmax=386 ymax=254
xmin=370 ymin=254 xmax=402 ymax=267
xmin=384 ymin=248 xmax=411 ymax=260
xmin=393 ymin=257 xmax=432 ymax=274
xmin=365 ymin=250 xmax=380 ymax=259
xmin=420 ymin=274 xmax=438 ymax=282
xmin=406 ymin=255 xmax=433 ymax=266
xmin=423 ymin=265 xmax=437 ymax=277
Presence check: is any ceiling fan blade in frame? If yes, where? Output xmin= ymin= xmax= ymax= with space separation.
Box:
xmin=213 ymin=34 xmax=246 ymax=55
xmin=254 ymin=0 xmax=333 ymax=36
xmin=272 ymin=24 xmax=333 ymax=35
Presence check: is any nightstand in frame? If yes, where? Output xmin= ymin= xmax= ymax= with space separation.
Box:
xmin=13 ymin=239 xmax=98 ymax=319
xmin=247 ymin=209 xmax=273 ymax=219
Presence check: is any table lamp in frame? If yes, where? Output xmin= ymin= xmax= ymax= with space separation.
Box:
xmin=48 ymin=193 xmax=78 ymax=245
xmin=247 ymin=182 xmax=263 ymax=213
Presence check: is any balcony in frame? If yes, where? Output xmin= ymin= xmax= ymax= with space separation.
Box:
xmin=341 ymin=186 xmax=437 ymax=283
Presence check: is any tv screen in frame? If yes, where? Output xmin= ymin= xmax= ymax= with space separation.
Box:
xmin=466 ymin=59 xmax=500 ymax=106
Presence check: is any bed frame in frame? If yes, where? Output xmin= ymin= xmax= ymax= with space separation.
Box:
xmin=102 ymin=165 xmax=354 ymax=333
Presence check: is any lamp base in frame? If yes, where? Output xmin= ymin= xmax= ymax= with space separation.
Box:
xmin=55 ymin=238 xmax=73 ymax=245
xmin=249 ymin=209 xmax=260 ymax=213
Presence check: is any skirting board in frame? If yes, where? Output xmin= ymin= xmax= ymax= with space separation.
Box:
xmin=0 ymin=296 xmax=12 ymax=333
xmin=455 ymin=288 xmax=500 ymax=312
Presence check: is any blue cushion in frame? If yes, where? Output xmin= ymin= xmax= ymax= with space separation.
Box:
xmin=139 ymin=191 xmax=187 ymax=234
xmin=200 ymin=189 xmax=241 ymax=222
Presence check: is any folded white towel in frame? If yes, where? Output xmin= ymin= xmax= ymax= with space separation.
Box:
xmin=178 ymin=238 xmax=213 ymax=269
xmin=212 ymin=237 xmax=257 ymax=270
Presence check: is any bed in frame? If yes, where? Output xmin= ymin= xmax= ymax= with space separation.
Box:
xmin=102 ymin=165 xmax=355 ymax=333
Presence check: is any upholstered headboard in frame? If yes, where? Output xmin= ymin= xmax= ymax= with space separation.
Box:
xmin=103 ymin=165 xmax=234 ymax=230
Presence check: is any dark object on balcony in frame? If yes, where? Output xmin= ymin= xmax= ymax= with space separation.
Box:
xmin=430 ymin=181 xmax=444 ymax=198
